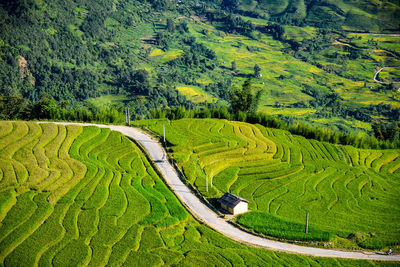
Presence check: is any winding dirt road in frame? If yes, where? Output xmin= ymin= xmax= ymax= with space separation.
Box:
xmin=374 ymin=67 xmax=400 ymax=86
xmin=43 ymin=122 xmax=400 ymax=261
xmin=346 ymin=32 xmax=400 ymax=37
xmin=374 ymin=67 xmax=389 ymax=84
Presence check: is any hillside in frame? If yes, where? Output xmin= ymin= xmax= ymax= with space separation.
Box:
xmin=0 ymin=0 xmax=399 ymax=135
xmin=0 ymin=121 xmax=387 ymax=266
xmin=134 ymin=118 xmax=400 ymax=250
xmin=237 ymin=0 xmax=400 ymax=32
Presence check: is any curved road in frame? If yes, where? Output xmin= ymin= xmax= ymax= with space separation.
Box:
xmin=374 ymin=67 xmax=400 ymax=86
xmin=346 ymin=32 xmax=400 ymax=37
xmin=45 ymin=122 xmax=400 ymax=261
xmin=374 ymin=67 xmax=389 ymax=84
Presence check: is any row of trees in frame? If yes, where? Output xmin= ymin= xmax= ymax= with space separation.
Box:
xmin=372 ymin=121 xmax=400 ymax=144
xmin=2 ymin=88 xmax=398 ymax=150
xmin=0 ymin=94 xmax=124 ymax=123
xmin=149 ymin=105 xmax=400 ymax=150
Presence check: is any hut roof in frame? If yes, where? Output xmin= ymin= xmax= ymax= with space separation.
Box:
xmin=218 ymin=193 xmax=248 ymax=209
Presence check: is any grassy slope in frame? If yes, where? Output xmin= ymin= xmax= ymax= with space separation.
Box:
xmin=0 ymin=121 xmax=387 ymax=266
xmin=190 ymin=18 xmax=399 ymax=100
xmin=2 ymin=0 xmax=399 ymax=132
xmin=133 ymin=118 xmax=400 ymax=249
xmin=239 ymin=0 xmax=400 ymax=33
xmin=83 ymin=0 xmax=400 ymax=113
xmin=176 ymin=85 xmax=218 ymax=103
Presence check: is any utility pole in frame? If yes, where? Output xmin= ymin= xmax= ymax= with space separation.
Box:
xmin=128 ymin=107 xmax=130 ymax=126
xmin=206 ymin=174 xmax=208 ymax=192
xmin=125 ymin=107 xmax=128 ymax=125
xmin=210 ymin=169 xmax=213 ymax=188
xmin=305 ymin=212 xmax=309 ymax=234
xmin=163 ymin=123 xmax=165 ymax=143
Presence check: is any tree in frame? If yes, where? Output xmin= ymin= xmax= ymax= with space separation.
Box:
xmin=32 ymin=94 xmax=58 ymax=119
xmin=178 ymin=22 xmax=189 ymax=33
xmin=229 ymin=78 xmax=263 ymax=114
xmin=0 ymin=94 xmax=27 ymax=119
xmin=270 ymin=24 xmax=285 ymax=40
xmin=254 ymin=64 xmax=261 ymax=77
xmin=231 ymin=61 xmax=236 ymax=71
xmin=166 ymin=18 xmax=175 ymax=33
xmin=155 ymin=32 xmax=170 ymax=50
xmin=221 ymin=0 xmax=239 ymax=12
xmin=124 ymin=69 xmax=151 ymax=96
xmin=150 ymin=0 xmax=167 ymax=10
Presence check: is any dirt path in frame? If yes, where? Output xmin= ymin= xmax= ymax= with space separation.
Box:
xmin=334 ymin=39 xmax=357 ymax=48
xmin=346 ymin=32 xmax=400 ymax=37
xmin=374 ymin=67 xmax=388 ymax=84
xmin=334 ymin=40 xmax=399 ymax=88
xmin=374 ymin=67 xmax=399 ymax=86
xmin=41 ymin=122 xmax=400 ymax=261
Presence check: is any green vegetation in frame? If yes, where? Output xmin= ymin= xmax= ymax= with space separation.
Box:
xmin=149 ymin=106 xmax=400 ymax=149
xmin=0 ymin=0 xmax=399 ymax=136
xmin=238 ymin=211 xmax=334 ymax=242
xmin=1 ymin=0 xmax=399 ymax=263
xmin=0 ymin=0 xmax=222 ymax=116
xmin=149 ymin=48 xmax=184 ymax=64
xmin=134 ymin=118 xmax=400 ymax=249
xmin=229 ymin=78 xmax=263 ymax=114
xmin=188 ymin=17 xmax=400 ymax=127
xmin=176 ymin=85 xmax=217 ymax=103
xmin=86 ymin=95 xmax=129 ymax=109
xmin=1 ymin=121 xmax=389 ymax=266
xmin=0 ymin=94 xmax=125 ymax=123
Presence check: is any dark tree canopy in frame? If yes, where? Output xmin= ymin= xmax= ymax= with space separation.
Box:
xmin=231 ymin=61 xmax=236 ymax=71
xmin=122 ymin=69 xmax=151 ymax=96
xmin=221 ymin=0 xmax=239 ymax=12
xmin=166 ymin=18 xmax=175 ymax=32
xmin=229 ymin=78 xmax=262 ymax=114
xmin=254 ymin=64 xmax=261 ymax=77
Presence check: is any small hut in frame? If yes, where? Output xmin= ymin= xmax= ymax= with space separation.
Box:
xmin=218 ymin=193 xmax=248 ymax=215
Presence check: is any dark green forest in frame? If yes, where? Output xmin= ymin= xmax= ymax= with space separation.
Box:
xmin=1 ymin=0 xmax=399 ymax=145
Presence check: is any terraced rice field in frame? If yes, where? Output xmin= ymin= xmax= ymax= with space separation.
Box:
xmin=1 ymin=121 xmax=384 ymax=266
xmin=187 ymin=21 xmax=400 ymax=117
xmin=135 ymin=118 xmax=400 ymax=249
xmin=149 ymin=48 xmax=184 ymax=64
xmin=176 ymin=85 xmax=218 ymax=103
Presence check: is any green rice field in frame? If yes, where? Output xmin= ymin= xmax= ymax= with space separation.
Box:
xmin=176 ymin=85 xmax=218 ymax=103
xmin=135 ymin=118 xmax=400 ymax=249
xmin=1 ymin=121 xmax=389 ymax=266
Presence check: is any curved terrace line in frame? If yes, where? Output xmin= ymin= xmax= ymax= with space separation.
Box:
xmin=41 ymin=122 xmax=400 ymax=262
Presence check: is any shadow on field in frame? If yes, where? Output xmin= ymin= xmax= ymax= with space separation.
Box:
xmin=208 ymin=197 xmax=231 ymax=214
xmin=233 ymin=72 xmax=252 ymax=78
xmin=375 ymin=252 xmax=393 ymax=256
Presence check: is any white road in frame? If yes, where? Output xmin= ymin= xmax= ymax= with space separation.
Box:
xmin=43 ymin=122 xmax=400 ymax=261
xmin=346 ymin=32 xmax=400 ymax=37
xmin=374 ymin=67 xmax=389 ymax=84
